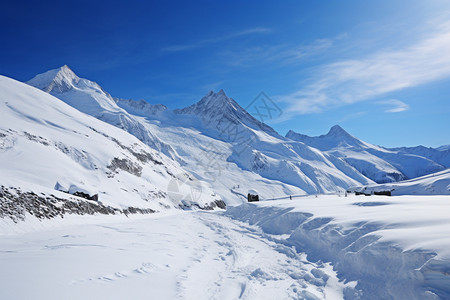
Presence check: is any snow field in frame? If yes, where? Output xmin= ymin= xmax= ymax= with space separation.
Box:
xmin=226 ymin=194 xmax=450 ymax=299
xmin=0 ymin=211 xmax=354 ymax=300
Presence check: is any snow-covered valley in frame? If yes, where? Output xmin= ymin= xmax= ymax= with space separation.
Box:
xmin=1 ymin=65 xmax=450 ymax=299
xmin=1 ymin=194 xmax=450 ymax=299
xmin=0 ymin=210 xmax=352 ymax=300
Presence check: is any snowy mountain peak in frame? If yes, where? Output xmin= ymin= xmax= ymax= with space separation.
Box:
xmin=198 ymin=90 xmax=236 ymax=109
xmin=326 ymin=125 xmax=351 ymax=137
xmin=175 ymin=90 xmax=279 ymax=136
xmin=27 ymin=66 xmax=121 ymax=114
xmin=59 ymin=64 xmax=75 ymax=75
xmin=27 ymin=65 xmax=79 ymax=93
xmin=287 ymin=125 xmax=352 ymax=141
xmin=27 ymin=67 xmax=178 ymax=160
xmin=175 ymin=90 xmax=243 ymax=119
xmin=286 ymin=125 xmax=366 ymax=150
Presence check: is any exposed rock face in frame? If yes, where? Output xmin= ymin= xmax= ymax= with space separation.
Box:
xmin=0 ymin=185 xmax=155 ymax=223
xmin=107 ymin=157 xmax=143 ymax=177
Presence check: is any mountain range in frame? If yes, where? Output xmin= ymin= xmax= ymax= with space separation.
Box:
xmin=286 ymin=126 xmax=449 ymax=183
xmin=0 ymin=65 xmax=448 ymax=215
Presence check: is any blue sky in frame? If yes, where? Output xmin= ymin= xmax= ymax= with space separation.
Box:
xmin=1 ymin=0 xmax=449 ymax=147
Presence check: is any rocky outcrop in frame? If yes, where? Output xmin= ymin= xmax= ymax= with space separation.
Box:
xmin=0 ymin=185 xmax=155 ymax=223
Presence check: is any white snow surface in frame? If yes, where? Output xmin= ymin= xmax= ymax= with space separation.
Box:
xmin=348 ymin=168 xmax=450 ymax=195
xmin=1 ymin=194 xmax=449 ymax=299
xmin=0 ymin=210 xmax=355 ymax=300
xmin=0 ymin=75 xmax=221 ymax=210
xmin=226 ymin=194 xmax=450 ymax=299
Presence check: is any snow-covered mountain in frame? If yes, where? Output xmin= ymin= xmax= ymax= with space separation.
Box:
xmin=174 ymin=89 xmax=279 ymax=137
xmin=287 ymin=126 xmax=447 ymax=183
xmin=174 ymin=91 xmax=373 ymax=194
xmin=115 ymin=98 xmax=168 ymax=117
xmin=25 ymin=66 xmax=449 ymax=202
xmin=348 ymin=168 xmax=450 ymax=195
xmin=389 ymin=145 xmax=450 ymax=168
xmin=27 ymin=66 xmax=177 ymax=160
xmin=26 ymin=67 xmax=376 ymax=201
xmin=437 ymin=144 xmax=450 ymax=151
xmin=2 ymin=68 xmax=450 ymax=298
xmin=0 ymin=75 xmax=224 ymax=217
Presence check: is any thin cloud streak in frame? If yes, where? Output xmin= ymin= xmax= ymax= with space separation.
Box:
xmin=281 ymin=17 xmax=450 ymax=116
xmin=162 ymin=27 xmax=272 ymax=52
xmin=217 ymin=37 xmax=335 ymax=68
xmin=339 ymin=111 xmax=367 ymax=122
xmin=379 ymin=99 xmax=410 ymax=113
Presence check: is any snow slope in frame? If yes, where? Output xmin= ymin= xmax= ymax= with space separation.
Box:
xmin=0 ymin=75 xmax=222 ymax=212
xmin=109 ymin=108 xmax=308 ymax=206
xmin=3 ymin=194 xmax=447 ymax=299
xmin=27 ymin=65 xmax=177 ymax=159
xmin=287 ymin=126 xmax=447 ymax=183
xmin=227 ymin=194 xmax=450 ymax=299
xmin=348 ymin=168 xmax=450 ymax=195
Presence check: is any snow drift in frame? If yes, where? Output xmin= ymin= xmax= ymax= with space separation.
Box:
xmin=226 ymin=195 xmax=450 ymax=299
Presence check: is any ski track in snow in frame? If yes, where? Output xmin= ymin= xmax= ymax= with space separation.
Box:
xmin=0 ymin=211 xmax=352 ymax=300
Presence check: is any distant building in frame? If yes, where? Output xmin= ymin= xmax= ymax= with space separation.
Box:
xmin=247 ymin=189 xmax=259 ymax=202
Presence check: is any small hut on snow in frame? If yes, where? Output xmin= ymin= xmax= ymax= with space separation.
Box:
xmin=247 ymin=189 xmax=259 ymax=202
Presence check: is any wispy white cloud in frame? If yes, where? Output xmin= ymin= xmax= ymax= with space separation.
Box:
xmin=217 ymin=37 xmax=335 ymax=68
xmin=218 ymin=44 xmax=287 ymax=67
xmin=162 ymin=27 xmax=272 ymax=52
xmin=338 ymin=111 xmax=367 ymax=122
xmin=284 ymin=38 xmax=335 ymax=62
xmin=379 ymin=99 xmax=410 ymax=113
xmin=281 ymin=16 xmax=450 ymax=116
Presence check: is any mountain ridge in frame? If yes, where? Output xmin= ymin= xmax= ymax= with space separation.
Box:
xmin=24 ymin=65 xmax=449 ymax=198
xmin=1 ymin=74 xmax=224 ymax=213
xmin=27 ymin=65 xmax=178 ymax=160
xmin=175 ymin=89 xmax=279 ymax=138
xmin=287 ymin=126 xmax=448 ymax=183
xmin=26 ymin=66 xmax=373 ymax=197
